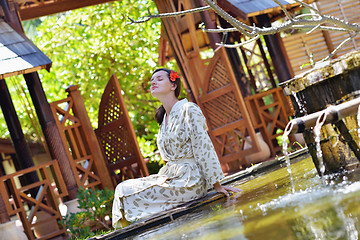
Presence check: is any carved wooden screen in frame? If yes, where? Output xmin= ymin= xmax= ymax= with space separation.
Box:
xmin=197 ymin=47 xmax=260 ymax=170
xmin=50 ymin=86 xmax=113 ymax=190
xmin=95 ymin=74 xmax=149 ymax=185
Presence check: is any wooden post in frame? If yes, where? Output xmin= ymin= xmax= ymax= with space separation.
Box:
xmin=198 ymin=0 xmax=221 ymax=50
xmin=250 ymin=17 xmax=277 ymax=89
xmin=23 ymin=72 xmax=78 ymax=199
xmin=219 ymin=18 xmax=251 ymax=97
xmin=0 ymin=79 xmax=39 ymax=184
xmin=0 ymin=154 xmax=10 ymax=224
xmin=66 ymin=85 xmax=114 ymax=190
xmin=0 ymin=194 xmax=9 ymax=224
xmin=2 ymin=0 xmax=77 ymax=199
xmin=256 ymin=14 xmax=294 ymax=83
xmin=322 ymin=30 xmax=337 ymax=59
xmin=0 ymin=0 xmax=23 ymax=33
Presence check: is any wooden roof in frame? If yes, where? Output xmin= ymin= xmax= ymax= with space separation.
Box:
xmin=218 ymin=0 xmax=315 ymax=21
xmin=0 ymin=138 xmax=42 ymax=154
xmin=13 ymin=0 xmax=115 ymax=21
xmin=0 ymin=138 xmax=15 ymax=154
xmin=0 ymin=18 xmax=52 ymax=79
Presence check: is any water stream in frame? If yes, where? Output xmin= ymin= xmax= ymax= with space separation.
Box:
xmin=124 ymin=156 xmax=360 ymax=240
xmin=357 ymin=104 xmax=360 ymax=146
xmin=291 ymin=91 xmax=307 ymax=115
xmin=314 ymin=112 xmax=327 ymax=178
xmin=282 ymin=132 xmax=295 ymax=193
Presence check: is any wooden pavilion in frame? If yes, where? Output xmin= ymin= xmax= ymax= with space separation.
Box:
xmin=155 ymin=0 xmax=360 ymax=170
xmin=0 ymin=0 xmax=359 ymax=238
xmin=154 ymin=0 xmax=316 ymax=172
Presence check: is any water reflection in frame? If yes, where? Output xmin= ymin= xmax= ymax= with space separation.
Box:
xmin=127 ymin=157 xmax=360 ymax=239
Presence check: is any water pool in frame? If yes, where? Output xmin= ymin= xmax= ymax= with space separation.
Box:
xmin=126 ymin=155 xmax=360 ymax=239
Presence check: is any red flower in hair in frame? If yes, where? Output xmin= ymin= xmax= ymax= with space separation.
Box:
xmin=170 ymin=70 xmax=179 ymax=82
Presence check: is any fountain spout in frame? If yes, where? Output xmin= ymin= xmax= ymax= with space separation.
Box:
xmin=280 ymin=50 xmax=360 ymax=174
xmin=285 ymin=97 xmax=360 ymax=134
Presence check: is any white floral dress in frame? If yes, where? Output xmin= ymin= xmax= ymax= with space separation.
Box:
xmin=112 ymin=99 xmax=224 ymax=228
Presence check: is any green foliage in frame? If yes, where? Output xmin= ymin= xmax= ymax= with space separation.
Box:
xmin=276 ymin=129 xmax=293 ymax=153
xmin=0 ymin=1 xmax=183 ymax=160
xmin=138 ymin=136 xmax=165 ymax=174
xmin=62 ymin=187 xmax=114 ymax=239
xmin=277 ymin=129 xmax=305 ymax=153
xmin=33 ymin=0 xmax=164 ymax=135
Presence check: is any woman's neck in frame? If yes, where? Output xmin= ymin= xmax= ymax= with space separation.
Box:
xmin=161 ymin=96 xmax=179 ymax=116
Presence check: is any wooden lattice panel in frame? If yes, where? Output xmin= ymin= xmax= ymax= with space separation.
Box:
xmin=238 ymin=35 xmax=277 ymax=93
xmin=212 ymin=126 xmax=250 ymax=163
xmin=96 ymin=74 xmax=149 ymax=185
xmin=102 ymin=91 xmax=123 ymax=124
xmin=98 ymin=125 xmax=135 ymax=163
xmin=202 ymin=92 xmax=242 ymax=129
xmin=208 ymin=60 xmax=229 ymax=92
xmin=50 ymin=96 xmax=102 ymax=190
xmin=198 ymin=47 xmax=260 ymax=169
xmin=0 ymin=161 xmax=67 ymax=240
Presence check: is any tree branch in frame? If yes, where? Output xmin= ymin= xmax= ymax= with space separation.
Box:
xmin=273 ymin=0 xmax=293 ymax=20
xmin=216 ymin=35 xmax=261 ymax=48
xmin=204 ymin=24 xmax=352 ymax=34
xmin=130 ymin=0 xmax=360 ymax=59
xmin=323 ymin=32 xmax=359 ymax=61
xmin=127 ymin=5 xmax=211 ymax=24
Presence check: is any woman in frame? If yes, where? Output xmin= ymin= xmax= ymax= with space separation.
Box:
xmin=112 ymin=68 xmax=241 ymax=228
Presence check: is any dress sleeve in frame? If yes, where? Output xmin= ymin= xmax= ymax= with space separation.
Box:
xmin=185 ymin=103 xmax=224 ymax=189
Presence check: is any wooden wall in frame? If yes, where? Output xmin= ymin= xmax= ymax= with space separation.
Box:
xmin=282 ymin=0 xmax=360 ymax=76
xmin=317 ymin=0 xmax=360 ymax=56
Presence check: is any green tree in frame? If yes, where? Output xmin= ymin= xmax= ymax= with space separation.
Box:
xmin=1 ymin=0 xmax=179 ymax=159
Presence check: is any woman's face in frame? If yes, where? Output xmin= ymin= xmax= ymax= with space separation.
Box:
xmin=150 ymin=70 xmax=176 ymax=98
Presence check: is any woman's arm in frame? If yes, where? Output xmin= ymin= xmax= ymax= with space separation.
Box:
xmin=213 ymin=182 xmax=242 ymax=198
xmin=186 ymin=104 xmax=225 ymax=188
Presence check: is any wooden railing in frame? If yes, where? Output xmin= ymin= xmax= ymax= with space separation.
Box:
xmin=50 ymin=85 xmax=113 ymax=190
xmin=245 ymin=87 xmax=294 ymax=155
xmin=0 ymin=160 xmax=67 ymax=240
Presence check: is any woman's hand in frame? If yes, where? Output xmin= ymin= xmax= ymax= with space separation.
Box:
xmin=213 ymin=182 xmax=242 ymax=198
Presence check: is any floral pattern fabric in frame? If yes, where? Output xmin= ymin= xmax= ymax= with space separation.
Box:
xmin=112 ymin=99 xmax=224 ymax=228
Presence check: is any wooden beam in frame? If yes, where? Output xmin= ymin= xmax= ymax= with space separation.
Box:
xmin=24 ymin=72 xmax=78 ymax=199
xmin=216 ymin=0 xmax=247 ymax=21
xmin=256 ymin=14 xmax=293 ymax=83
xmin=18 ymin=0 xmax=116 ymax=20
xmin=0 ymin=79 xmax=39 ymax=183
